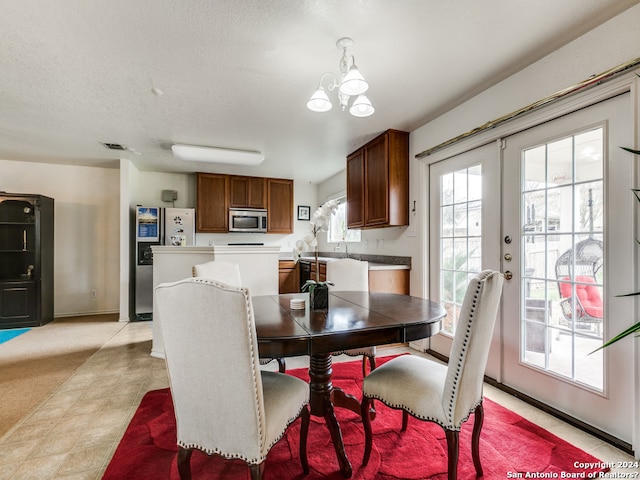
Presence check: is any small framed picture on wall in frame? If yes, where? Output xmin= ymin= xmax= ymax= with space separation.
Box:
xmin=297 ymin=205 xmax=311 ymax=221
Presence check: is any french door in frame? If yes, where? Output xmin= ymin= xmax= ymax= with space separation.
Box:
xmin=429 ymin=92 xmax=634 ymax=445
xmin=501 ymin=92 xmax=633 ymax=443
xmin=428 ymin=142 xmax=502 ymax=378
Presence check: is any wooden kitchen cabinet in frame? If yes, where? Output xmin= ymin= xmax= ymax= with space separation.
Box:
xmin=309 ymin=261 xmax=326 ymax=283
xmin=346 ymin=149 xmax=365 ymax=228
xmin=304 ymin=257 xmax=410 ymax=294
xmin=197 ymin=173 xmax=293 ymax=233
xmin=267 ymin=178 xmax=293 ymax=234
xmin=278 ymin=260 xmax=299 ymax=294
xmin=347 ymin=129 xmax=409 ymax=229
xmin=229 ymin=175 xmax=266 ymax=209
xmin=196 ymin=173 xmax=229 ymax=232
xmin=368 ymin=269 xmax=410 ymax=295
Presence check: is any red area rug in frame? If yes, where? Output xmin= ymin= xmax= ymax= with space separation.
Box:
xmin=104 ymin=356 xmax=608 ymax=479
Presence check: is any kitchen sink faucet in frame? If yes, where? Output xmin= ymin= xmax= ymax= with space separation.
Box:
xmin=334 ymin=240 xmax=349 ymax=258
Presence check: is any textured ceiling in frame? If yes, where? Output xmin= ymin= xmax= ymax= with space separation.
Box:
xmin=0 ymin=0 xmax=637 ymax=183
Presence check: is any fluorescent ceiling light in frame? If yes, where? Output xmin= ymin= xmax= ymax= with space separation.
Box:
xmin=171 ymin=144 xmax=265 ymax=165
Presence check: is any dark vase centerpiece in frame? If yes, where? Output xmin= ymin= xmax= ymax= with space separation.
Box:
xmin=294 ymin=200 xmax=340 ymax=310
xmin=304 ymin=280 xmax=330 ymax=310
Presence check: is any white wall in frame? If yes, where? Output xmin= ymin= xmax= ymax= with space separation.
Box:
xmin=130 ymin=170 xmax=196 ymax=208
xmin=0 ymin=159 xmax=120 ymax=316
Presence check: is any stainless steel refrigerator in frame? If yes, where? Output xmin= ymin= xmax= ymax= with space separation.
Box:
xmin=132 ymin=207 xmax=195 ymax=321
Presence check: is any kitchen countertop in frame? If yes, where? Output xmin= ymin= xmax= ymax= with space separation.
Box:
xmin=296 ymin=255 xmax=410 ymax=271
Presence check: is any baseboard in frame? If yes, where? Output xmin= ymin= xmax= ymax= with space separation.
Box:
xmin=425 ymin=348 xmax=634 ymax=457
xmin=53 ymin=310 xmax=120 ymax=319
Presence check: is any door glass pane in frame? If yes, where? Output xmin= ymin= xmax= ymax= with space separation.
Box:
xmin=439 ymin=165 xmax=482 ymax=336
xmin=575 ymin=129 xmax=603 ymax=183
xmin=521 ymin=127 xmax=604 ymax=391
xmin=575 ymin=182 xmax=603 ymax=234
xmin=548 ymin=186 xmax=572 ymax=233
xmin=523 ymin=145 xmax=547 ymax=190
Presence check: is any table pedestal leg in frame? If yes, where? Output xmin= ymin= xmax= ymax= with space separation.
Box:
xmin=308 ymin=354 xmax=353 ymax=478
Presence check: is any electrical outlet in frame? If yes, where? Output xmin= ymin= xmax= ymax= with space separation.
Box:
xmin=91 ymin=290 xmax=97 ymax=298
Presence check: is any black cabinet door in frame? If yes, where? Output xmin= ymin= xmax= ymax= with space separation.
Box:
xmin=0 ymin=280 xmax=36 ymax=328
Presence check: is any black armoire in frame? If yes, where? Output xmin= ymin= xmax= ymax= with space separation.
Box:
xmin=0 ymin=193 xmax=54 ymax=328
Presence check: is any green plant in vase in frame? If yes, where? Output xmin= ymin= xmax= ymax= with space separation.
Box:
xmin=294 ymin=200 xmax=339 ymax=309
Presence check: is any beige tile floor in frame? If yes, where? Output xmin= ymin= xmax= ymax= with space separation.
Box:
xmin=0 ymin=319 xmax=636 ymax=479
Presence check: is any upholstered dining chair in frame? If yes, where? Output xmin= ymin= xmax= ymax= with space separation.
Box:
xmin=326 ymin=258 xmax=376 ymax=377
xmin=155 ymin=278 xmax=310 ymax=480
xmin=192 ymin=260 xmax=286 ymax=373
xmin=360 ymin=270 xmax=504 ymax=480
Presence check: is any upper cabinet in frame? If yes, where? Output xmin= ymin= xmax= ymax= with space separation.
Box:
xmin=347 ymin=129 xmax=409 ymax=229
xmin=197 ymin=173 xmax=293 ymax=234
xmin=229 ymin=175 xmax=266 ymax=209
xmin=346 ymin=148 xmax=365 ymax=228
xmin=267 ymin=178 xmax=294 ymax=234
xmin=196 ymin=173 xmax=229 ymax=233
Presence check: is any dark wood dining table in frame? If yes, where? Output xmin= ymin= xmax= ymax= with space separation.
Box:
xmin=252 ymin=291 xmax=446 ymax=478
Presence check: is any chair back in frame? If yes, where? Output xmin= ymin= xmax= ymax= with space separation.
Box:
xmin=155 ymin=278 xmax=267 ymax=462
xmin=443 ymin=270 xmax=503 ymax=427
xmin=192 ymin=260 xmax=241 ymax=287
xmin=326 ymin=258 xmax=369 ymax=291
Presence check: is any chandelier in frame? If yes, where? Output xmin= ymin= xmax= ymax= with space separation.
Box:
xmin=306 ymin=37 xmax=374 ymax=118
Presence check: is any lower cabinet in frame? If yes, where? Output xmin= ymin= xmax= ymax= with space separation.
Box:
xmin=368 ymin=269 xmax=410 ymax=295
xmin=278 ymin=260 xmax=300 ymax=294
xmin=304 ymin=259 xmax=410 ymax=294
xmin=309 ymin=262 xmax=327 ymax=283
xmin=0 ymin=280 xmax=37 ymax=328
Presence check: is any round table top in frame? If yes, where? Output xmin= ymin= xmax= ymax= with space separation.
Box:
xmin=252 ymin=291 xmax=446 ymax=357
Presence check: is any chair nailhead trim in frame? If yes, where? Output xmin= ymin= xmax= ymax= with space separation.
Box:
xmin=445 ymin=272 xmax=489 ymax=424
xmin=178 ymin=402 xmax=309 ymax=464
xmin=362 ymin=394 xmax=483 ymax=432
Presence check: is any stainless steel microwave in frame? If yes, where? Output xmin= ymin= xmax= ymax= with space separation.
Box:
xmin=228 ymin=208 xmax=268 ymax=233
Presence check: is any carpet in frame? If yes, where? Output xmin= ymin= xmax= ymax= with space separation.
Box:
xmin=104 ymin=356 xmax=609 ymax=479
xmin=0 ymin=328 xmax=30 ymax=345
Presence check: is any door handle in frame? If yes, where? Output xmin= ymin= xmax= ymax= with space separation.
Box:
xmin=503 ymin=271 xmax=513 ymax=280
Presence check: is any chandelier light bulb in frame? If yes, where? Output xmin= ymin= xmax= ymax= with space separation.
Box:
xmin=307 ymin=37 xmax=374 ymax=117
xmin=307 ymin=87 xmax=332 ymax=112
xmin=339 ymin=65 xmax=368 ymax=96
xmin=349 ymin=94 xmax=375 ymax=117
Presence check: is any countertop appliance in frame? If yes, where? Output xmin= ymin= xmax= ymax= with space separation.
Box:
xmin=132 ymin=206 xmax=196 ymax=321
xmin=228 ymin=208 xmax=267 ymax=233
